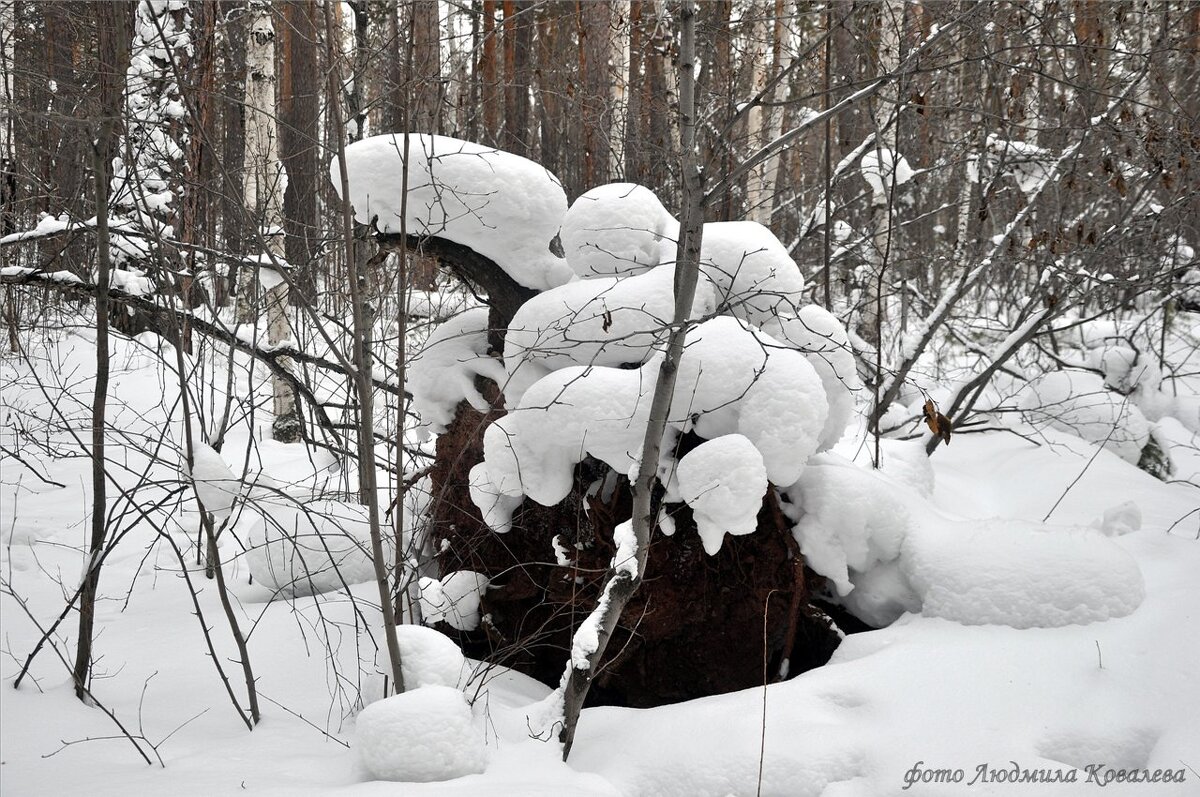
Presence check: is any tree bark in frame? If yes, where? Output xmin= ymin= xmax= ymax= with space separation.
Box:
xmin=73 ymin=0 xmax=122 ymax=702
xmin=280 ymin=0 xmax=320 ymax=303
xmin=240 ymin=1 xmax=299 ymax=442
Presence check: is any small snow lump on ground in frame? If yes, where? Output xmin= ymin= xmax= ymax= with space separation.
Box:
xmin=355 ymin=685 xmax=487 ymax=782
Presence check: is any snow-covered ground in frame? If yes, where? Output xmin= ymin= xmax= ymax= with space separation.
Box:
xmin=3 ymin=320 xmax=1198 ymax=796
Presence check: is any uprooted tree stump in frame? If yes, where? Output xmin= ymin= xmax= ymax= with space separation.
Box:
xmin=427 ymin=398 xmax=843 ymax=708
xmin=381 ymin=231 xmax=843 ymax=708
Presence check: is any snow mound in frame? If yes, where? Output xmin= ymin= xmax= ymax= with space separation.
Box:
xmin=334 ymin=133 xmax=573 ymax=290
xmin=483 ymin=362 xmax=656 ymax=506
xmin=789 ymin=453 xmax=1145 ymax=628
xmin=1019 ymin=370 xmax=1150 ymax=462
xmin=841 ymin=560 xmax=921 ymax=628
xmin=355 ymin=686 xmax=487 ymax=782
xmin=860 ymin=146 xmax=914 ymax=201
xmin=408 ymin=308 xmax=507 ymax=438
xmin=189 ymin=442 xmax=241 ymax=522
xmin=760 ymin=305 xmax=859 ymax=451
xmin=245 ymin=499 xmax=380 ymax=598
xmin=502 ymin=265 xmax=716 ymax=406
xmin=1090 ymin=500 xmax=1142 ymax=537
xmin=694 ymin=221 xmax=805 ymax=325
xmin=677 ymin=435 xmax=768 ymax=555
xmin=419 ymin=570 xmax=490 ymax=631
xmin=559 ymin=183 xmax=679 ymax=279
xmin=787 ymin=453 xmax=910 ymax=597
xmin=1087 ymin=343 xmax=1160 ymax=394
xmin=395 ymin=625 xmax=468 ymax=689
xmin=902 ymin=518 xmax=1145 ymax=628
xmin=474 ymin=316 xmax=830 ymax=512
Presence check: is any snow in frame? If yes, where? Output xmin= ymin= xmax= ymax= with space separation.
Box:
xmin=3 ymin=322 xmax=1200 ymax=797
xmin=439 ymin=570 xmax=490 ymax=632
xmin=790 ymin=445 xmax=1146 ymax=630
xmin=188 ymin=441 xmax=241 ymax=522
xmin=903 ymin=518 xmax=1144 ymax=628
xmin=676 ymin=435 xmax=768 ymax=555
xmin=787 ymin=453 xmax=910 ymax=598
xmin=475 ymin=316 xmax=833 ymax=512
xmin=355 ymin=686 xmax=487 ymax=782
xmin=395 ymin=624 xmax=470 ymax=690
xmin=559 ymin=183 xmax=679 ymax=279
xmin=334 ymin=134 xmax=574 ymax=291
xmin=417 ymin=571 xmax=490 ymax=631
xmin=1090 ymin=500 xmax=1142 ymax=537
xmin=107 ymin=266 xmax=154 ymax=296
xmin=468 ymin=463 xmax=525 ymax=534
xmin=502 ymin=264 xmax=716 ymax=406
xmin=0 ymin=212 xmax=73 ymax=244
xmin=759 ymin=305 xmax=860 ymax=451
xmin=1019 ymin=370 xmax=1151 ymax=463
xmin=611 ymin=519 xmax=638 ymax=577
xmin=244 ymin=498 xmax=381 ymax=598
xmin=859 ymin=146 xmax=914 ymax=202
xmin=1088 ymin=343 xmax=1160 ymax=394
xmin=407 ymin=308 xmax=507 ymax=438
xmin=694 ymin=220 xmax=806 ymax=325
xmin=982 ymin=133 xmax=1057 ymax=195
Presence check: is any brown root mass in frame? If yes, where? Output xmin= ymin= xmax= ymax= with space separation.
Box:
xmin=427 ymin=399 xmax=843 ymax=708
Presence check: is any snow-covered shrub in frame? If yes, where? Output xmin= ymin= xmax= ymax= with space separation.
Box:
xmin=696 ymin=220 xmax=807 ymax=324
xmin=245 ymin=499 xmax=381 ymax=598
xmin=1018 ymin=370 xmax=1150 ymax=463
xmin=502 ymin=264 xmax=717 ymax=406
xmin=473 ymin=316 xmax=831 ymax=550
xmin=355 ymin=686 xmax=487 ymax=782
xmin=760 ymin=304 xmax=861 ymax=451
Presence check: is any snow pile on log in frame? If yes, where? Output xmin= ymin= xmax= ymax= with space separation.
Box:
xmin=332 ymin=133 xmax=573 ymax=291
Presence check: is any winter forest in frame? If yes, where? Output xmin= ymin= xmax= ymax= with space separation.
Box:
xmin=2 ymin=0 xmax=1199 ymax=794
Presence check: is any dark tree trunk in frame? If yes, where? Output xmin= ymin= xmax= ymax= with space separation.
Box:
xmin=502 ymin=0 xmax=532 ymax=157
xmin=481 ymin=0 xmax=500 ymax=146
xmin=280 ymin=0 xmax=321 ymax=303
xmin=576 ymin=0 xmax=610 ymax=188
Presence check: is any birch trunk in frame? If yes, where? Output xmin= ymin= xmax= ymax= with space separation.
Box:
xmin=240 ymin=1 xmax=299 ymax=442
xmin=744 ymin=2 xmax=770 ymax=223
xmin=857 ymin=0 xmax=904 ymax=350
xmin=609 ymin=1 xmax=630 ymax=179
xmin=747 ymin=0 xmax=792 ymax=226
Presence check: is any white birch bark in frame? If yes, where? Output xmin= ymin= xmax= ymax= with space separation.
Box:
xmin=744 ymin=1 xmax=770 ymax=223
xmin=240 ymin=1 xmax=298 ymax=441
xmin=748 ymin=1 xmax=792 ymax=226
xmin=858 ymin=0 xmax=904 ymax=349
xmin=609 ymin=1 xmax=630 ymax=179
